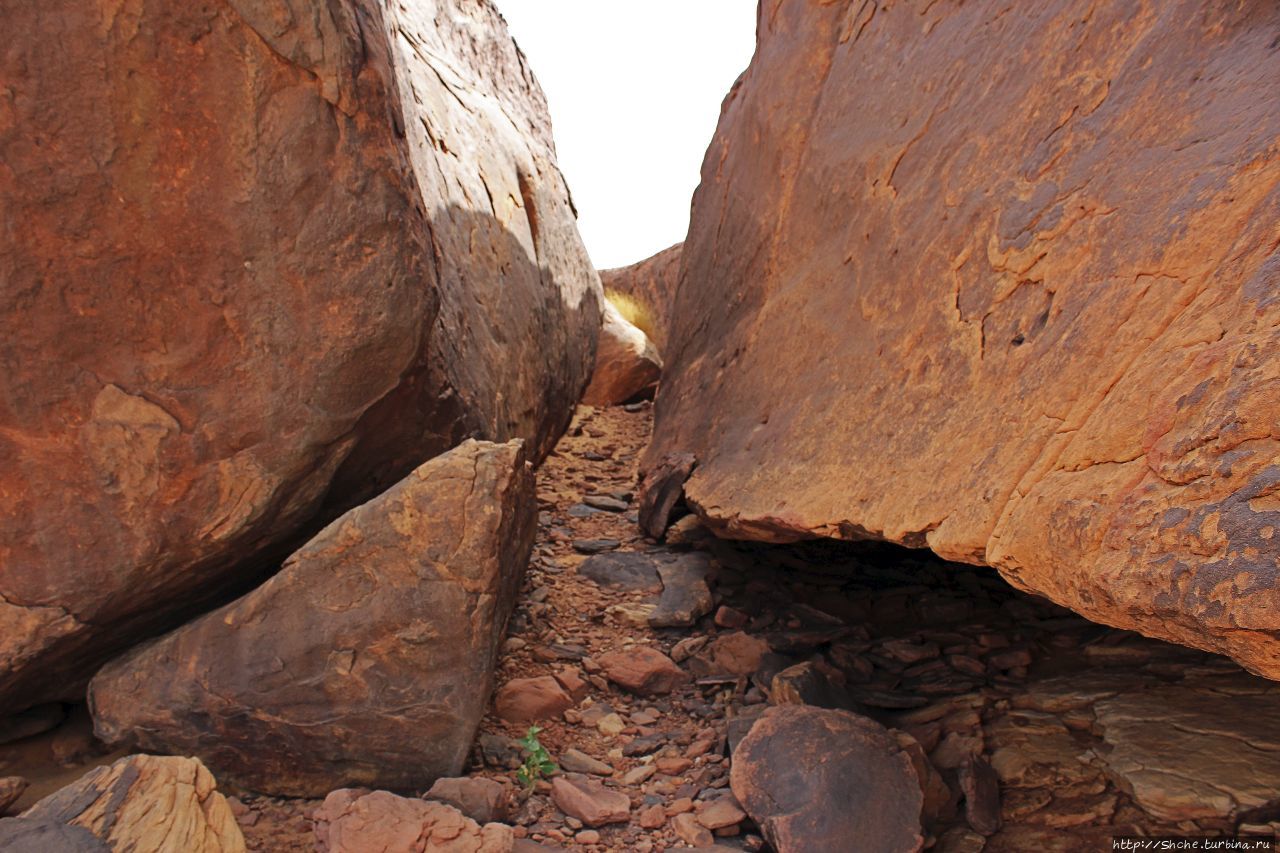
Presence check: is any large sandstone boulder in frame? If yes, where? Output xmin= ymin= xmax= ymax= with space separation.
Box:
xmin=729 ymin=705 xmax=923 ymax=853
xmin=0 ymin=0 xmax=600 ymax=712
xmin=0 ymin=754 xmax=244 ymax=853
xmin=600 ymin=243 xmax=682 ymax=351
xmin=645 ymin=0 xmax=1280 ymax=676
xmin=89 ymin=440 xmax=535 ymax=797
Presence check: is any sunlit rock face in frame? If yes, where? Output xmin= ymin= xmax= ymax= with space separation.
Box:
xmin=583 ymin=299 xmax=663 ymax=406
xmin=0 ymin=0 xmax=600 ymax=713
xmin=599 ymin=243 xmax=682 ymax=352
xmin=645 ymin=0 xmax=1280 ymax=676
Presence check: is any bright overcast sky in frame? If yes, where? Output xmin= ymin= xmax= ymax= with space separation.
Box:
xmin=496 ymin=1 xmax=758 ymax=270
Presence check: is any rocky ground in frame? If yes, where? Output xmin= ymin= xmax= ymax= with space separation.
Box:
xmin=4 ymin=403 xmax=1280 ymax=851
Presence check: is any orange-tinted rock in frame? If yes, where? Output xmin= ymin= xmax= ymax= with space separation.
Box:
xmin=645 ymin=0 xmax=1280 ymax=677
xmin=730 ymin=706 xmax=923 ymax=853
xmin=687 ymin=632 xmax=770 ymax=678
xmin=493 ymin=676 xmax=575 ymax=724
xmin=0 ymin=755 xmax=244 ymax=853
xmin=89 ymin=440 xmax=535 ymax=797
xmin=581 ymin=300 xmax=662 ymax=406
xmin=671 ymin=812 xmax=713 ymax=847
xmin=313 ymin=789 xmax=513 ymax=853
xmin=597 ymin=647 xmax=686 ymax=696
xmin=0 ymin=0 xmax=599 ymax=712
xmin=599 ymin=243 xmax=682 ymax=351
xmin=549 ymin=775 xmax=630 ymax=827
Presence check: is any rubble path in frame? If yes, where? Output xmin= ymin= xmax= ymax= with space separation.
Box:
xmin=466 ymin=404 xmax=1280 ymax=851
xmin=8 ymin=403 xmax=1280 ymax=852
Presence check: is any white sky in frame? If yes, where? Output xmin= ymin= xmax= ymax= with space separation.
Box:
xmin=496 ymin=1 xmax=758 ymax=270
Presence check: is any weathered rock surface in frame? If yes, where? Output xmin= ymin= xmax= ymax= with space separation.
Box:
xmin=0 ymin=0 xmax=599 ymax=712
xmin=582 ymin=300 xmax=662 ymax=406
xmin=424 ymin=777 xmax=510 ymax=825
xmin=597 ymin=647 xmax=686 ymax=696
xmin=0 ymin=776 xmax=28 ymax=814
xmin=89 ymin=440 xmax=535 ymax=797
xmin=645 ymin=0 xmax=1280 ymax=676
xmin=730 ymin=705 xmax=923 ymax=853
xmin=649 ymin=553 xmax=714 ymax=628
xmin=599 ymin=243 xmax=682 ymax=351
xmin=549 ymin=775 xmax=630 ymax=827
xmin=313 ymin=789 xmax=513 ymax=853
xmin=577 ymin=552 xmax=662 ymax=591
xmin=0 ymin=755 xmax=244 ymax=852
xmin=1093 ymin=676 xmax=1280 ymax=822
xmin=493 ymin=676 xmax=574 ymax=724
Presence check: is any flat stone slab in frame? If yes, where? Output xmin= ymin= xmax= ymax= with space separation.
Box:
xmin=1094 ymin=675 xmax=1280 ymax=822
xmin=578 ymin=552 xmax=662 ymax=591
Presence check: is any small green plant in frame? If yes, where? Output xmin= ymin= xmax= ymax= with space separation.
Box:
xmin=515 ymin=725 xmax=557 ymax=789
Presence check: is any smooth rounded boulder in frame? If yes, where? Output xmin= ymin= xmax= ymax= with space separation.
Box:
xmin=0 ymin=0 xmax=600 ymax=713
xmin=645 ymin=0 xmax=1280 ymax=677
xmin=730 ymin=705 xmax=923 ymax=853
xmin=89 ymin=440 xmax=535 ymax=797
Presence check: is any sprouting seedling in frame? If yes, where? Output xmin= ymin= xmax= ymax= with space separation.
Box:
xmin=515 ymin=725 xmax=558 ymax=790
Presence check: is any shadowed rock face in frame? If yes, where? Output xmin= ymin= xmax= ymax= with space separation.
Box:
xmin=88 ymin=440 xmax=536 ymax=797
xmin=645 ymin=0 xmax=1280 ymax=677
xmin=730 ymin=705 xmax=923 ymax=853
xmin=600 ymin=243 xmax=682 ymax=352
xmin=0 ymin=0 xmax=599 ymax=712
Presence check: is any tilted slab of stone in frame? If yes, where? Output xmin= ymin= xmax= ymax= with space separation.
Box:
xmin=0 ymin=754 xmax=244 ymax=853
xmin=644 ymin=0 xmax=1280 ymax=676
xmin=0 ymin=0 xmax=599 ymax=712
xmin=89 ymin=440 xmax=535 ymax=797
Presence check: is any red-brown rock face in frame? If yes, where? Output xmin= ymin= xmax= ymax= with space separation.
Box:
xmin=645 ymin=1 xmax=1280 ymax=676
xmin=88 ymin=440 xmax=535 ymax=797
xmin=0 ymin=0 xmax=600 ymax=712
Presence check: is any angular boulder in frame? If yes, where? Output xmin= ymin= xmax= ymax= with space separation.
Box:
xmin=645 ymin=0 xmax=1280 ymax=676
xmin=730 ymin=706 xmax=923 ymax=853
xmin=582 ymin=299 xmax=663 ymax=406
xmin=600 ymin=243 xmax=682 ymax=351
xmin=0 ymin=0 xmax=599 ymax=712
xmin=89 ymin=440 xmax=535 ymax=797
xmin=597 ymin=647 xmax=686 ymax=696
xmin=549 ymin=775 xmax=631 ymax=828
xmin=313 ymin=789 xmax=513 ymax=853
xmin=0 ymin=754 xmax=244 ymax=853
